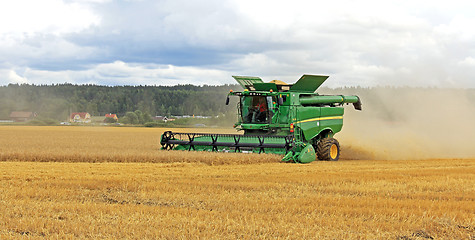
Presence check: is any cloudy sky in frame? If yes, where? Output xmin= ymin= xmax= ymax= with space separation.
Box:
xmin=0 ymin=0 xmax=474 ymax=87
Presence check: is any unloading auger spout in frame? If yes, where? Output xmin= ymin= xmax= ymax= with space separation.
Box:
xmin=160 ymin=74 xmax=362 ymax=163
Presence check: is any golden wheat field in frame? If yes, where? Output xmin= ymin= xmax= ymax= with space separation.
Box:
xmin=0 ymin=126 xmax=474 ymax=239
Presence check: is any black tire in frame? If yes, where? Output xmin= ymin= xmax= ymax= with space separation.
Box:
xmin=316 ymin=138 xmax=340 ymax=161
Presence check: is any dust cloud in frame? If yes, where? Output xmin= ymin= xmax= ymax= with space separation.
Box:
xmin=323 ymin=87 xmax=475 ymax=160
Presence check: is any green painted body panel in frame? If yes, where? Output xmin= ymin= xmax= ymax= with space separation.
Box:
xmin=253 ymin=83 xmax=278 ymax=92
xmin=289 ymin=75 xmax=329 ymax=93
xmin=295 ymin=106 xmax=321 ymax=141
xmin=275 ymin=106 xmax=290 ymax=124
xmin=320 ymin=107 xmax=344 ymax=128
xmin=232 ymin=76 xmax=263 ymax=89
xmin=298 ymin=144 xmax=316 ymax=163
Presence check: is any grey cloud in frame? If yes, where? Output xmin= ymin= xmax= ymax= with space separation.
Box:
xmin=66 ymin=0 xmax=258 ymax=66
xmin=1 ymin=0 xmax=475 ymax=87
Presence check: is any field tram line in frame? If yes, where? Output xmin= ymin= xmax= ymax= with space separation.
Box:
xmin=8 ymin=229 xmax=46 ymax=238
xmin=100 ymin=194 xmax=213 ymax=211
xmin=396 ymin=224 xmax=475 ymax=240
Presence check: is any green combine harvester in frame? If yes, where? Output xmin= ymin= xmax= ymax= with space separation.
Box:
xmin=160 ymin=74 xmax=362 ymax=163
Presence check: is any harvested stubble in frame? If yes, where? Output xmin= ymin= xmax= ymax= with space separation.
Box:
xmin=0 ymin=126 xmax=474 ymax=239
xmin=0 ymin=160 xmax=474 ymax=239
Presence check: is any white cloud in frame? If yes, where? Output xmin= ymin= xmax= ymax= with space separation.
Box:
xmin=435 ymin=15 xmax=475 ymax=41
xmin=1 ymin=61 xmax=233 ymax=86
xmin=459 ymin=57 xmax=475 ymax=66
xmin=0 ymin=69 xmax=28 ymax=85
xmin=0 ymin=0 xmax=100 ymax=35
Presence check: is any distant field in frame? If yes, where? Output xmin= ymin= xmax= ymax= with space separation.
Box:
xmin=0 ymin=126 xmax=473 ymax=239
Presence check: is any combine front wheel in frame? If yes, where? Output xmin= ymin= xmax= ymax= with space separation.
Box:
xmin=316 ymin=138 xmax=340 ymax=161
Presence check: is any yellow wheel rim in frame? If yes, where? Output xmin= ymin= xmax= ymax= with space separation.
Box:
xmin=330 ymin=144 xmax=338 ymax=159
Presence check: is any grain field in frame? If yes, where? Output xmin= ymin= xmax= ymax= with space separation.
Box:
xmin=0 ymin=126 xmax=473 ymax=239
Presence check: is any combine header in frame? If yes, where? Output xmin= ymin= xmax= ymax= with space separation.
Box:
xmin=160 ymin=74 xmax=362 ymax=163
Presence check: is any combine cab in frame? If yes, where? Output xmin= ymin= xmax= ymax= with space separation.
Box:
xmin=160 ymin=74 xmax=362 ymax=163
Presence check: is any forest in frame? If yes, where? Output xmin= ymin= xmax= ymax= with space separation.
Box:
xmin=1 ymin=83 xmax=474 ymax=125
xmin=0 ymin=83 xmax=240 ymax=121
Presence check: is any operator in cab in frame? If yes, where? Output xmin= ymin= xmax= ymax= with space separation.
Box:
xmin=245 ymin=96 xmax=268 ymax=123
xmin=255 ymin=97 xmax=267 ymax=122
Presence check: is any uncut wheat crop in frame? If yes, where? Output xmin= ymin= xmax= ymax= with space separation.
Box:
xmin=0 ymin=126 xmax=474 ymax=239
xmin=0 ymin=126 xmax=279 ymax=164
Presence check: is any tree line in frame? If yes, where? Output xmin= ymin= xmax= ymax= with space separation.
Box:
xmin=1 ymin=83 xmax=473 ymax=125
xmin=0 ymin=83 xmax=240 ymax=121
